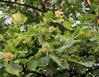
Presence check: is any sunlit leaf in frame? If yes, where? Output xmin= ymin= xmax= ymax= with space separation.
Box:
xmin=63 ymin=21 xmax=73 ymax=31
xmin=12 ymin=11 xmax=27 ymax=25
xmin=43 ymin=11 xmax=54 ymax=23
xmin=4 ymin=62 xmax=20 ymax=75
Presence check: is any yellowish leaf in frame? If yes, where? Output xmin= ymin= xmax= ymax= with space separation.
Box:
xmin=12 ymin=11 xmax=27 ymax=25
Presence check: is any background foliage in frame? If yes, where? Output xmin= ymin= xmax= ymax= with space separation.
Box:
xmin=0 ymin=0 xmax=99 ymax=77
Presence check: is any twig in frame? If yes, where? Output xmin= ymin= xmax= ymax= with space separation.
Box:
xmin=21 ymin=64 xmax=27 ymax=77
xmin=1 ymin=0 xmax=43 ymax=12
xmin=21 ymin=63 xmax=47 ymax=77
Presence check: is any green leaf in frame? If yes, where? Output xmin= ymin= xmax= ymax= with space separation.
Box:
xmin=0 ymin=52 xmax=4 ymax=60
xmin=63 ymin=21 xmax=73 ymax=31
xmin=28 ymin=26 xmax=38 ymax=36
xmin=0 ymin=35 xmax=3 ymax=40
xmin=44 ymin=11 xmax=54 ymax=19
xmin=49 ymin=54 xmax=64 ymax=69
xmin=20 ymin=59 xmax=28 ymax=64
xmin=79 ymin=61 xmax=95 ymax=67
xmin=70 ymin=60 xmax=95 ymax=67
xmin=43 ymin=11 xmax=54 ymax=23
xmin=65 ymin=39 xmax=80 ymax=48
xmin=23 ymin=35 xmax=32 ymax=43
xmin=57 ymin=39 xmax=80 ymax=53
xmin=4 ymin=40 xmax=16 ymax=51
xmin=4 ymin=62 xmax=20 ymax=75
xmin=28 ymin=58 xmax=38 ymax=71
xmin=90 ymin=3 xmax=99 ymax=11
xmin=38 ymin=55 xmax=49 ymax=67
xmin=61 ymin=61 xmax=70 ymax=69
xmin=12 ymin=11 xmax=27 ymax=25
xmin=6 ymin=27 xmax=19 ymax=36
xmin=0 ymin=64 xmax=3 ymax=69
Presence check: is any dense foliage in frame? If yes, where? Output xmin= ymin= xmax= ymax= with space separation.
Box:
xmin=0 ymin=0 xmax=99 ymax=77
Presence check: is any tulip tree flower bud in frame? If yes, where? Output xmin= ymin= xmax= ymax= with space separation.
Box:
xmin=4 ymin=52 xmax=13 ymax=62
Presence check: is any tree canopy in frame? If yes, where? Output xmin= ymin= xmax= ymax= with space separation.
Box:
xmin=0 ymin=0 xmax=99 ymax=77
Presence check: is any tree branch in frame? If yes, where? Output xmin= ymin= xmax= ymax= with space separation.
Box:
xmin=21 ymin=63 xmax=47 ymax=77
xmin=1 ymin=0 xmax=43 ymax=12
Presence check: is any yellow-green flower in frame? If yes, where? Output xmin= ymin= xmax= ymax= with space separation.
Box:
xmin=55 ymin=10 xmax=63 ymax=17
xmin=4 ymin=52 xmax=13 ymax=62
xmin=41 ymin=43 xmax=52 ymax=53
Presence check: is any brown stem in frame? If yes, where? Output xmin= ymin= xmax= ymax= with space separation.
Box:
xmin=85 ymin=0 xmax=91 ymax=5
xmin=21 ymin=63 xmax=47 ymax=77
xmin=1 ymin=0 xmax=43 ymax=12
